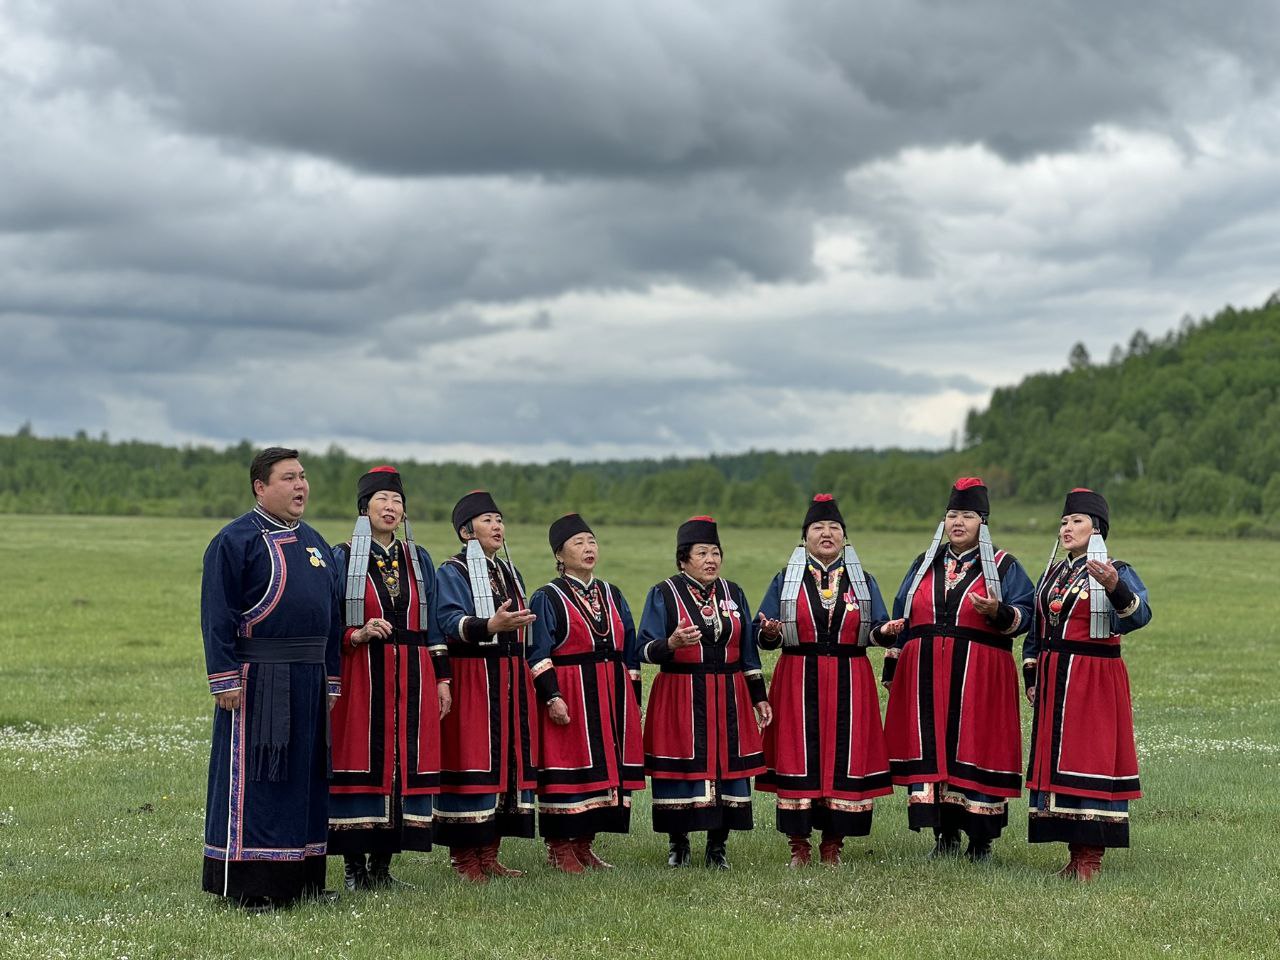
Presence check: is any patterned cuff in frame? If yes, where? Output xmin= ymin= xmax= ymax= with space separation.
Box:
xmin=745 ymin=671 xmax=768 ymax=704
xmin=208 ymin=670 xmax=242 ymax=696
xmin=327 ymin=677 xmax=342 ymax=697
xmin=461 ymin=615 xmax=492 ymax=645
xmin=531 ymin=659 xmax=561 ymax=703
xmin=992 ymin=603 xmax=1021 ymax=633
xmin=643 ymin=637 xmax=672 ymax=663
xmin=1109 ymin=582 xmax=1139 ymax=618
xmin=429 ymin=647 xmax=452 ymax=680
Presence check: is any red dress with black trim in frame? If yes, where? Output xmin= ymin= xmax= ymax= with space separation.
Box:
xmin=642 ymin=578 xmax=766 ymax=781
xmin=527 ymin=578 xmax=645 ymax=837
xmin=328 ymin=540 xmax=446 ymax=855
xmin=756 ymin=569 xmax=892 ymax=837
xmin=885 ymin=552 xmax=1025 ymax=794
xmin=1026 ymin=560 xmax=1143 ymax=809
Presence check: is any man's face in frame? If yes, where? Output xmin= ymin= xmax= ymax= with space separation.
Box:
xmin=255 ymin=458 xmax=308 ymax=521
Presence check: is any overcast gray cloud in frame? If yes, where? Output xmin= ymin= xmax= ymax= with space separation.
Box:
xmin=3 ymin=0 xmax=1279 ymax=462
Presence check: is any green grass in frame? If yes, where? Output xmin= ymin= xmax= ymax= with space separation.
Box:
xmin=0 ymin=515 xmax=1277 ymax=959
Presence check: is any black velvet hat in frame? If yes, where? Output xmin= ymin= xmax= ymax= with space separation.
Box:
xmin=676 ymin=515 xmax=719 ymax=549
xmin=357 ymin=465 xmax=404 ymax=513
xmin=802 ymin=493 xmax=844 ymax=536
xmin=1062 ymin=487 xmax=1110 ymax=539
xmin=549 ymin=513 xmax=593 ymax=554
xmin=452 ymin=489 xmax=501 ymax=540
xmin=946 ymin=477 xmax=990 ymax=516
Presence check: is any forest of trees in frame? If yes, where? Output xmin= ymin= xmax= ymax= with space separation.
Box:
xmin=2 ymin=296 xmax=1277 ymax=534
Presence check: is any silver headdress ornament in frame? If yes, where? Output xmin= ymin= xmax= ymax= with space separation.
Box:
xmin=1086 ymin=532 xmax=1112 ymax=639
xmin=401 ymin=515 xmax=430 ymax=630
xmin=842 ymin=544 xmax=874 ymax=646
xmin=902 ymin=520 xmax=946 ymax=619
xmin=778 ymin=545 xmax=807 ymax=647
xmin=465 ymin=538 xmax=497 ymax=626
xmin=977 ymin=523 xmax=1003 ymax=602
xmin=345 ymin=515 xmax=373 ymax=626
xmin=778 ymin=543 xmax=873 ymax=645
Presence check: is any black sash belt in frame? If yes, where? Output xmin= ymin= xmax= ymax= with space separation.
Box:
xmin=553 ymin=650 xmax=622 ymax=667
xmin=1046 ymin=639 xmax=1122 ymax=659
xmin=904 ymin=624 xmax=1014 ymax=652
xmin=781 ymin=644 xmax=867 ymax=659
xmin=234 ymin=635 xmax=327 ymax=663
xmin=447 ymin=641 xmax=524 ymax=658
xmin=233 ymin=635 xmax=326 ymax=784
xmin=369 ymin=627 xmax=430 ymax=648
xmin=661 ymin=661 xmax=744 ymax=675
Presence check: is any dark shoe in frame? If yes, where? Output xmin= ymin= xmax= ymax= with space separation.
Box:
xmin=367 ymin=853 xmax=412 ymax=888
xmin=705 ymin=838 xmax=730 ymax=870
xmin=787 ymin=835 xmax=811 ymax=868
xmin=928 ymin=830 xmax=962 ymax=860
xmin=236 ymin=896 xmax=278 ymax=913
xmin=965 ymin=839 xmax=993 ymax=863
xmin=667 ymin=833 xmax=691 ymax=868
xmin=343 ymin=855 xmax=370 ymax=892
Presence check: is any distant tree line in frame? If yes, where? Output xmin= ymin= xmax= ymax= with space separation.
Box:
xmin=2 ymin=296 xmax=1276 ymax=535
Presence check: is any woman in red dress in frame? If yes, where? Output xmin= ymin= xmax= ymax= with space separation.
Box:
xmin=1024 ymin=488 xmax=1152 ymax=880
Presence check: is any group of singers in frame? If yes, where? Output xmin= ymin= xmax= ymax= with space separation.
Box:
xmin=200 ymin=448 xmax=1151 ymax=911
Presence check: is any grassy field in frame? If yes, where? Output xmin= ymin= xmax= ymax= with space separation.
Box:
xmin=0 ymin=514 xmax=1276 ymax=960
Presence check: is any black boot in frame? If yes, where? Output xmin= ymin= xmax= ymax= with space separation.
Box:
xmin=705 ymin=829 xmax=730 ymax=870
xmin=343 ymin=854 xmax=370 ymax=891
xmin=667 ymin=833 xmax=691 ymax=868
xmin=965 ymin=837 xmax=993 ymax=863
xmin=928 ymin=830 xmax=962 ymax=860
xmin=367 ymin=852 xmax=412 ymax=888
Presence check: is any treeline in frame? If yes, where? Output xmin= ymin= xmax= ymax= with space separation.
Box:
xmin=2 ymin=296 xmax=1277 ymax=533
xmin=0 ymin=429 xmax=971 ymax=527
xmin=965 ymin=296 xmax=1280 ymax=531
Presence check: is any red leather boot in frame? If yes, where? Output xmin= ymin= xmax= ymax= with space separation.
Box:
xmin=480 ymin=839 xmax=526 ymax=878
xmin=818 ymin=834 xmax=844 ymax=867
xmin=449 ymin=847 xmax=489 ymax=884
xmin=787 ymin=835 xmax=812 ymax=867
xmin=547 ymin=839 xmax=585 ymax=874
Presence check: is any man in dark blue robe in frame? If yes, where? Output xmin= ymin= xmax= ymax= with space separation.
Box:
xmin=200 ymin=447 xmax=343 ymax=909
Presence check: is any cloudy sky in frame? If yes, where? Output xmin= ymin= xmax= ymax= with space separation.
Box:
xmin=4 ymin=1 xmax=1278 ymax=462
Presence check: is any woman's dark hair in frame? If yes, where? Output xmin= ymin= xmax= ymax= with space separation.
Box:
xmin=675 ymin=544 xmax=723 ymax=570
xmin=249 ymin=447 xmax=300 ymax=493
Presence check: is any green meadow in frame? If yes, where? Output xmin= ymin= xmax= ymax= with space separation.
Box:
xmin=0 ymin=515 xmax=1276 ymax=960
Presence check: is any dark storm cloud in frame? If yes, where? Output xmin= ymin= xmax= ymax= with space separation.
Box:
xmin=4 ymin=1 xmax=1280 ymax=459
xmin=32 ymin=0 xmax=1280 ymax=177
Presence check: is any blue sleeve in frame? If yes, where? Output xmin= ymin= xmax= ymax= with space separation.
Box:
xmin=867 ymin=572 xmax=889 ymax=623
xmin=736 ymin=585 xmax=768 ymax=703
xmin=1022 ymin=571 xmax=1045 ymax=664
xmin=756 ymin=571 xmax=784 ymax=651
xmin=201 ymin=529 xmax=245 ymax=694
xmin=638 ymin=584 xmax=673 ymax=664
xmin=527 ymin=588 xmax=560 ymax=665
xmin=1111 ymin=563 xmax=1152 ymax=634
xmin=616 ymin=587 xmax=640 ymax=673
xmin=997 ymin=555 xmax=1035 ymax=638
xmin=435 ymin=561 xmax=476 ymax=642
xmin=891 ymin=561 xmax=915 ymax=622
xmin=527 ymin=586 xmax=562 ymax=703
xmin=414 ymin=546 xmax=443 ymax=647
